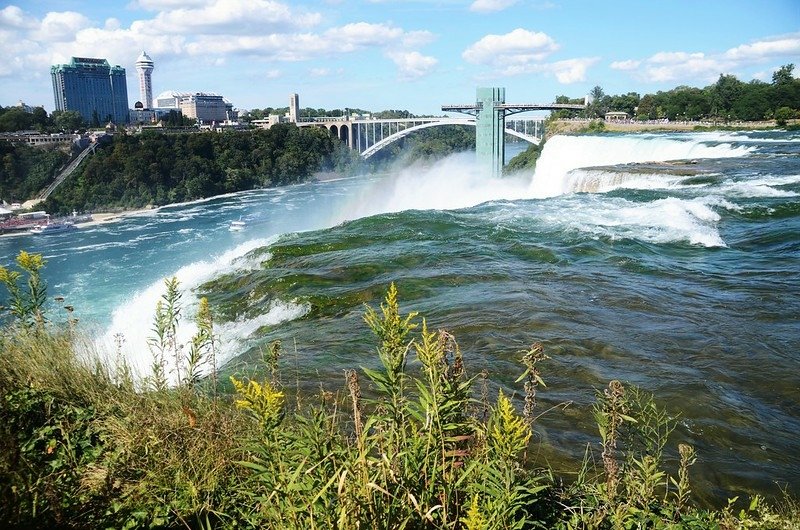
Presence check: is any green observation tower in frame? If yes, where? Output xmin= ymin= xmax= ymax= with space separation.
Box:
xmin=443 ymin=87 xmax=586 ymax=178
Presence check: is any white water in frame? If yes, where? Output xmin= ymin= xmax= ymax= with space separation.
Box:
xmin=95 ymin=132 xmax=758 ymax=381
xmin=98 ymin=237 xmax=309 ymax=383
xmin=530 ymin=134 xmax=753 ymax=197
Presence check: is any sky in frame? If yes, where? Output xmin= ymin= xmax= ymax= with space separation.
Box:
xmin=1 ymin=0 xmax=799 ymax=115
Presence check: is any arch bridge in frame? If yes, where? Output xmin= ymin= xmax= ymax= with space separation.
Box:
xmin=294 ymin=87 xmax=585 ymax=176
xmin=295 ymin=116 xmax=545 ymax=159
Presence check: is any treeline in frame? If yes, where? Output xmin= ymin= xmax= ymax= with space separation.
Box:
xmin=554 ymin=63 xmax=799 ymax=122
xmin=243 ymin=107 xmax=418 ymax=122
xmin=0 ymin=106 xmax=85 ymax=134
xmin=43 ymin=125 xmax=359 ymax=214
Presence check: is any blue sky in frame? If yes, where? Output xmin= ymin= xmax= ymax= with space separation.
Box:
xmin=1 ymin=0 xmax=798 ymax=115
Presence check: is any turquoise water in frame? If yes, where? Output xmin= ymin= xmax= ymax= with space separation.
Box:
xmin=2 ymin=130 xmax=798 ymax=503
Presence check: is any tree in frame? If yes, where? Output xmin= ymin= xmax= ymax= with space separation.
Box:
xmin=711 ymin=74 xmax=744 ymax=120
xmin=774 ymin=106 xmax=795 ymax=126
xmin=52 ymin=110 xmax=84 ymax=132
xmin=772 ymin=64 xmax=795 ymax=85
xmin=587 ymin=85 xmax=607 ymax=118
xmin=0 ymin=107 xmax=33 ymax=132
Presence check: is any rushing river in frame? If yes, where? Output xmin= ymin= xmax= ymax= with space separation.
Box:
xmin=1 ymin=130 xmax=798 ymax=503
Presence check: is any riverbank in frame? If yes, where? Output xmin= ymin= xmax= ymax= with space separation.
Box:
xmin=547 ymin=118 xmax=794 ymax=137
xmin=1 ymin=277 xmax=798 ymax=529
xmin=0 ymin=206 xmax=155 ymax=238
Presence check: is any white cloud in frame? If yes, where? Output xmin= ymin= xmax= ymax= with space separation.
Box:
xmin=723 ymin=34 xmax=800 ymax=61
xmin=550 ymin=57 xmax=598 ymax=83
xmin=34 ymin=11 xmax=92 ymax=41
xmin=613 ymin=32 xmax=800 ymax=84
xmin=387 ymin=51 xmax=438 ymax=79
xmin=469 ymin=0 xmax=518 ymax=13
xmin=147 ymin=0 xmax=321 ymax=35
xmin=0 ymin=5 xmax=33 ymax=28
xmin=401 ymin=30 xmax=436 ymax=48
xmin=327 ymin=22 xmax=404 ymax=49
xmin=610 ymin=59 xmax=640 ymax=71
xmin=128 ymin=0 xmax=219 ymax=10
xmin=497 ymin=56 xmax=598 ymax=83
xmin=310 ymin=67 xmax=330 ymax=77
xmin=463 ymin=28 xmax=559 ymax=65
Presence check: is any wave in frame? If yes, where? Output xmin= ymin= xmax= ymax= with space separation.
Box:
xmin=97 ymin=237 xmax=283 ymax=383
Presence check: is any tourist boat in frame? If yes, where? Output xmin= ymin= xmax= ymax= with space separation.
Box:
xmin=30 ymin=221 xmax=77 ymax=235
xmin=229 ymin=219 xmax=246 ymax=231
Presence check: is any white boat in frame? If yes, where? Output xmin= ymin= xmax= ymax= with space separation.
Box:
xmin=30 ymin=221 xmax=76 ymax=235
xmin=229 ymin=219 xmax=246 ymax=231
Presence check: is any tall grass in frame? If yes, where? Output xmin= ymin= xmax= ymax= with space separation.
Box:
xmin=1 ymin=251 xmax=798 ymax=529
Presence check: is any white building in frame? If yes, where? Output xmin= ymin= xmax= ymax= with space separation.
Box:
xmin=135 ymin=51 xmax=154 ymax=109
xmin=153 ymin=91 xmax=236 ymax=123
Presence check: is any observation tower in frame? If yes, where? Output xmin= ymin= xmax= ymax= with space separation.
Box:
xmin=135 ymin=51 xmax=154 ymax=109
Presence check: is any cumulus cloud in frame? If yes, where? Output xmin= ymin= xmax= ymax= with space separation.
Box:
xmin=0 ymin=5 xmax=34 ymax=28
xmin=612 ymin=32 xmax=800 ymax=84
xmin=0 ymin=0 xmax=438 ymax=99
xmin=498 ymin=56 xmax=598 ymax=82
xmin=610 ymin=59 xmax=640 ymax=71
xmin=462 ymin=28 xmax=590 ymax=83
xmin=723 ymin=34 xmax=800 ymax=61
xmin=147 ymin=0 xmax=321 ymax=35
xmin=35 ymin=11 xmax=92 ymax=41
xmin=469 ymin=0 xmax=518 ymax=13
xmin=387 ymin=51 xmax=438 ymax=79
xmin=463 ymin=28 xmax=559 ymax=65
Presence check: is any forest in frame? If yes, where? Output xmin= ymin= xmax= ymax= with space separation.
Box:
xmin=42 ymin=125 xmax=358 ymax=214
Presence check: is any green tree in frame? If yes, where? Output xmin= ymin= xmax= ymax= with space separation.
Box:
xmin=774 ymin=106 xmax=795 ymax=126
xmin=772 ymin=63 xmax=795 ymax=85
xmin=52 ymin=110 xmax=84 ymax=132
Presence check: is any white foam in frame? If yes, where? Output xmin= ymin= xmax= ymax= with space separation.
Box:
xmin=98 ymin=237 xmax=280 ymax=383
xmin=530 ymin=134 xmax=753 ymax=197
xmin=215 ymin=299 xmax=311 ymax=367
xmin=500 ymin=195 xmax=729 ymax=248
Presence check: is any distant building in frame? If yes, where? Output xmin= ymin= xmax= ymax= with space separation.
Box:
xmin=604 ymin=111 xmax=629 ymax=122
xmin=180 ymin=93 xmax=236 ymax=123
xmin=135 ymin=51 xmax=155 ymax=109
xmin=51 ymin=57 xmax=129 ymax=124
xmin=15 ymin=101 xmax=35 ymax=113
xmin=289 ymin=93 xmax=299 ymax=123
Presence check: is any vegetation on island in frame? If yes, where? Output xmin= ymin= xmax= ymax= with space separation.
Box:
xmin=552 ymin=64 xmax=799 ymax=123
xmin=1 ymin=251 xmax=798 ymax=529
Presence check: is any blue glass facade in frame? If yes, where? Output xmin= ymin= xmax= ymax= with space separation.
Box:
xmin=51 ymin=57 xmax=129 ymax=125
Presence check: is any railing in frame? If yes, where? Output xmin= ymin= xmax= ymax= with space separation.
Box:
xmin=38 ymin=143 xmax=97 ymax=200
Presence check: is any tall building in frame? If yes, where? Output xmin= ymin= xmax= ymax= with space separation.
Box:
xmin=289 ymin=93 xmax=299 ymax=123
xmin=51 ymin=57 xmax=129 ymax=125
xmin=135 ymin=51 xmax=154 ymax=109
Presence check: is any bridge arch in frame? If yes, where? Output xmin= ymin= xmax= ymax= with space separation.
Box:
xmin=339 ymin=124 xmax=349 ymax=142
xmin=360 ymin=120 xmax=541 ymax=159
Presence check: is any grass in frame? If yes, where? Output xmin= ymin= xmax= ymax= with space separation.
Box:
xmin=1 ymin=251 xmax=798 ymax=529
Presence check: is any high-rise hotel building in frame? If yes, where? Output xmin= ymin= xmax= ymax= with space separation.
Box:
xmin=51 ymin=57 xmax=129 ymax=125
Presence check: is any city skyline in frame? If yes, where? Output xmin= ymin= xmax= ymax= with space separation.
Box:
xmin=1 ymin=1 xmax=798 ymax=115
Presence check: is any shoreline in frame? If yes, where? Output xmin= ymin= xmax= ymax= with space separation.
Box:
xmin=548 ymin=118 xmax=793 ymax=136
xmin=0 ymin=207 xmax=155 ymax=238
